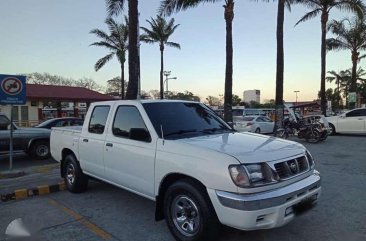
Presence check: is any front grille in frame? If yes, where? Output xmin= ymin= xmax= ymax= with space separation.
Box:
xmin=274 ymin=156 xmax=309 ymax=179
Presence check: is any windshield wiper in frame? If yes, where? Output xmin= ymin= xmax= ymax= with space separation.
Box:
xmin=164 ymin=129 xmax=198 ymax=137
xmin=201 ymin=127 xmax=229 ymax=134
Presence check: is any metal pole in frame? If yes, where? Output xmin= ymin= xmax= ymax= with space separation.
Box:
xmin=9 ymin=105 xmax=13 ymax=171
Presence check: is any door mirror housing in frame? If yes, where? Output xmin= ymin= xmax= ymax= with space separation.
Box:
xmin=129 ymin=128 xmax=151 ymax=142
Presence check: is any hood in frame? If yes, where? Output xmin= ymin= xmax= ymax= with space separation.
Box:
xmin=17 ymin=127 xmax=51 ymax=134
xmin=177 ymin=132 xmax=305 ymax=163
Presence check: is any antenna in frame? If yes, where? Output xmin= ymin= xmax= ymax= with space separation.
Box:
xmin=160 ymin=125 xmax=165 ymax=145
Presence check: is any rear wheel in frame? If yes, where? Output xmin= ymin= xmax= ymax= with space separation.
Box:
xmin=306 ymin=129 xmax=321 ymax=143
xmin=255 ymin=128 xmax=261 ymax=133
xmin=164 ymin=179 xmax=220 ymax=241
xmin=30 ymin=140 xmax=50 ymax=159
xmin=63 ymin=155 xmax=88 ymax=193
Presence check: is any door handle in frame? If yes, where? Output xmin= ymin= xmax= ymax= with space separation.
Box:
xmin=357 ymin=118 xmax=363 ymax=120
xmin=83 ymin=139 xmax=89 ymax=143
xmin=106 ymin=143 xmax=113 ymax=147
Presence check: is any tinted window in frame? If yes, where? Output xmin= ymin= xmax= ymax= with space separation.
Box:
xmin=143 ymin=102 xmax=231 ymax=139
xmin=112 ymin=106 xmax=148 ymax=139
xmin=242 ymin=117 xmax=255 ymax=121
xmin=346 ymin=109 xmax=364 ymax=117
xmin=232 ymin=109 xmax=243 ymax=116
xmin=88 ymin=106 xmax=110 ymax=134
xmin=71 ymin=120 xmax=83 ymax=126
xmin=55 ymin=120 xmax=68 ymax=127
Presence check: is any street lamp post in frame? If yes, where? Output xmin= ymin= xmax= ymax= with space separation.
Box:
xmin=163 ymin=71 xmax=177 ymax=93
xmin=294 ymin=90 xmax=300 ymax=105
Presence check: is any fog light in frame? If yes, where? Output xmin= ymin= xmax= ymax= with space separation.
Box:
xmin=285 ymin=207 xmax=294 ymax=216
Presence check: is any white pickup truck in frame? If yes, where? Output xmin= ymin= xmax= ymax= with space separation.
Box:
xmin=51 ymin=100 xmax=321 ymax=241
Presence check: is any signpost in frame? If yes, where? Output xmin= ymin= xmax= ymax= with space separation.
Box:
xmin=0 ymin=74 xmax=26 ymax=171
xmin=348 ymin=92 xmax=356 ymax=103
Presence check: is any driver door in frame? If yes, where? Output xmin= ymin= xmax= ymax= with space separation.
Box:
xmin=338 ymin=109 xmax=365 ymax=133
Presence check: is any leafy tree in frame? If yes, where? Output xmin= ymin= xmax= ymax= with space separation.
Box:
xmin=206 ymin=96 xmax=221 ymax=106
xmin=249 ymin=101 xmax=262 ymax=108
xmin=295 ymin=0 xmax=365 ymax=114
xmin=90 ymin=17 xmax=128 ymax=99
xmin=326 ymin=70 xmax=349 ymax=107
xmin=149 ymin=89 xmax=161 ymax=99
xmin=105 ymin=76 xmax=129 ymax=96
xmin=106 ymin=0 xmax=140 ymax=99
xmin=327 ymin=17 xmax=366 ymax=108
xmin=160 ymin=0 xmax=235 ymax=123
xmin=232 ymin=95 xmax=241 ymax=106
xmin=167 ymin=91 xmax=200 ymax=101
xmin=140 ymin=15 xmax=181 ymax=99
xmin=25 ymin=72 xmax=102 ymax=91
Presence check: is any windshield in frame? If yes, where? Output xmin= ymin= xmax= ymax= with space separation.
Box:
xmin=36 ymin=119 xmax=55 ymax=127
xmin=143 ymin=102 xmax=233 ymax=139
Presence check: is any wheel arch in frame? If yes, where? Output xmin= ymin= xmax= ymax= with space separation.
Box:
xmin=155 ymin=173 xmax=208 ymax=221
xmin=27 ymin=138 xmax=49 ymax=151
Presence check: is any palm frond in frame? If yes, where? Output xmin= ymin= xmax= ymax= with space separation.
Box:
xmin=90 ymin=41 xmax=119 ymax=51
xmin=166 ymin=41 xmax=181 ymax=49
xmin=326 ymin=38 xmax=350 ymax=51
xmin=332 ymin=0 xmax=365 ymax=19
xmin=94 ymin=53 xmax=114 ymax=71
xmin=159 ymin=0 xmax=221 ymax=16
xmin=295 ymin=8 xmax=321 ymax=26
xmin=106 ymin=0 xmax=125 ymax=17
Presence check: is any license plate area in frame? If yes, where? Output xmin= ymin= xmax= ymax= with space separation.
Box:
xmin=285 ymin=194 xmax=318 ymax=216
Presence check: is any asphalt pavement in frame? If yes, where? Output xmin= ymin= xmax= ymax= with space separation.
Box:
xmin=0 ymin=135 xmax=365 ymax=241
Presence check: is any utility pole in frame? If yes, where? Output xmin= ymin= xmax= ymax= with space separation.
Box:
xmin=163 ymin=71 xmax=177 ymax=93
xmin=294 ymin=90 xmax=300 ymax=105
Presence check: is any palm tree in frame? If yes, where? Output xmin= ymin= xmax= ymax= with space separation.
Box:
xmin=326 ymin=70 xmax=348 ymax=107
xmin=106 ymin=0 xmax=139 ymax=99
xmin=140 ymin=15 xmax=181 ymax=99
xmin=327 ymin=17 xmax=366 ymax=108
xmin=90 ymin=17 xmax=128 ymax=99
xmin=295 ymin=0 xmax=365 ymax=115
xmin=159 ymin=0 xmax=235 ymax=122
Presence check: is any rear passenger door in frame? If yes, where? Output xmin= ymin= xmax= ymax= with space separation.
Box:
xmin=104 ymin=105 xmax=156 ymax=198
xmin=79 ymin=105 xmax=111 ymax=177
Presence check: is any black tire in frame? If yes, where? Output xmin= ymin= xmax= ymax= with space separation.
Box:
xmin=63 ymin=155 xmax=88 ymax=193
xmin=329 ymin=123 xmax=336 ymax=135
xmin=30 ymin=140 xmax=50 ymax=159
xmin=255 ymin=128 xmax=261 ymax=133
xmin=306 ymin=129 xmax=321 ymax=143
xmin=164 ymin=179 xmax=220 ymax=241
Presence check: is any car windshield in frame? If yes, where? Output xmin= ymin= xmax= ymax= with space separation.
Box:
xmin=242 ymin=117 xmax=255 ymax=121
xmin=36 ymin=119 xmax=56 ymax=127
xmin=143 ymin=102 xmax=233 ymax=139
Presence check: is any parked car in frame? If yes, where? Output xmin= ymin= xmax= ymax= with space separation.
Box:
xmin=35 ymin=117 xmax=84 ymax=129
xmin=234 ymin=115 xmax=274 ymax=133
xmin=51 ymin=100 xmax=321 ymax=241
xmin=0 ymin=113 xmax=51 ymax=159
xmin=326 ymin=108 xmax=366 ymax=135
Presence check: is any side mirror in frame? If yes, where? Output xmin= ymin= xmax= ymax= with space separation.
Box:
xmin=129 ymin=128 xmax=151 ymax=142
xmin=340 ymin=114 xmax=346 ymax=118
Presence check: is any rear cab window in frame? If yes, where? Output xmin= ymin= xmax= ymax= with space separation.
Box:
xmin=88 ymin=106 xmax=110 ymax=134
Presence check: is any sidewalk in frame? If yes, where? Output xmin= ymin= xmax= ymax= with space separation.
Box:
xmin=0 ymin=162 xmax=64 ymax=202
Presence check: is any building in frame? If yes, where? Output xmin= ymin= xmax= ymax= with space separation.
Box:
xmin=243 ymin=90 xmax=260 ymax=103
xmin=0 ymin=84 xmax=113 ymax=126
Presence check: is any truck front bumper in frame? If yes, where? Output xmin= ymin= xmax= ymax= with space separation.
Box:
xmin=207 ymin=171 xmax=321 ymax=230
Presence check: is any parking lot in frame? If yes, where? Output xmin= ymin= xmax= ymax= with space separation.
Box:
xmin=0 ymin=135 xmax=365 ymax=241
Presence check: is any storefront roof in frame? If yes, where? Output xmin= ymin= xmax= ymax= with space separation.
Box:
xmin=26 ymin=84 xmax=113 ymax=102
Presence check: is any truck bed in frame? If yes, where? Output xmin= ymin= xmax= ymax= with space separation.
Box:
xmin=50 ymin=126 xmax=82 ymax=162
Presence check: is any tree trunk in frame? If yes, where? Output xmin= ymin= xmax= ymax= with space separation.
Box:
xmin=350 ymin=51 xmax=359 ymax=109
xmin=274 ymin=0 xmax=285 ymax=135
xmin=223 ymin=1 xmax=234 ymax=123
xmin=125 ymin=0 xmax=139 ymax=100
xmin=160 ymin=45 xmax=164 ymax=99
xmin=121 ymin=62 xmax=125 ymax=100
xmin=320 ymin=11 xmax=328 ymax=115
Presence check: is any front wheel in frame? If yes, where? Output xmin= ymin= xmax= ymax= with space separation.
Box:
xmin=164 ymin=180 xmax=220 ymax=241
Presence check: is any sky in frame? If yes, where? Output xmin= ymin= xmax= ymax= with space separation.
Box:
xmin=0 ymin=0 xmax=357 ymax=102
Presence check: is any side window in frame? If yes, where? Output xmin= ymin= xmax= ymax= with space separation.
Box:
xmin=88 ymin=106 xmax=110 ymax=134
xmin=0 ymin=116 xmax=10 ymax=130
xmin=346 ymin=110 xmax=362 ymax=117
xmin=112 ymin=106 xmax=149 ymax=141
xmin=360 ymin=109 xmax=366 ymax=117
xmin=55 ymin=120 xmax=66 ymax=127
xmin=256 ymin=117 xmax=264 ymax=122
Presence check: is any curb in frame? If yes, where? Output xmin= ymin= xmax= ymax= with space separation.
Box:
xmin=0 ymin=181 xmax=66 ymax=202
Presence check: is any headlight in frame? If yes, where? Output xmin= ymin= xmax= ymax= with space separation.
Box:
xmin=229 ymin=163 xmax=278 ymax=188
xmin=306 ymin=150 xmax=315 ymax=169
